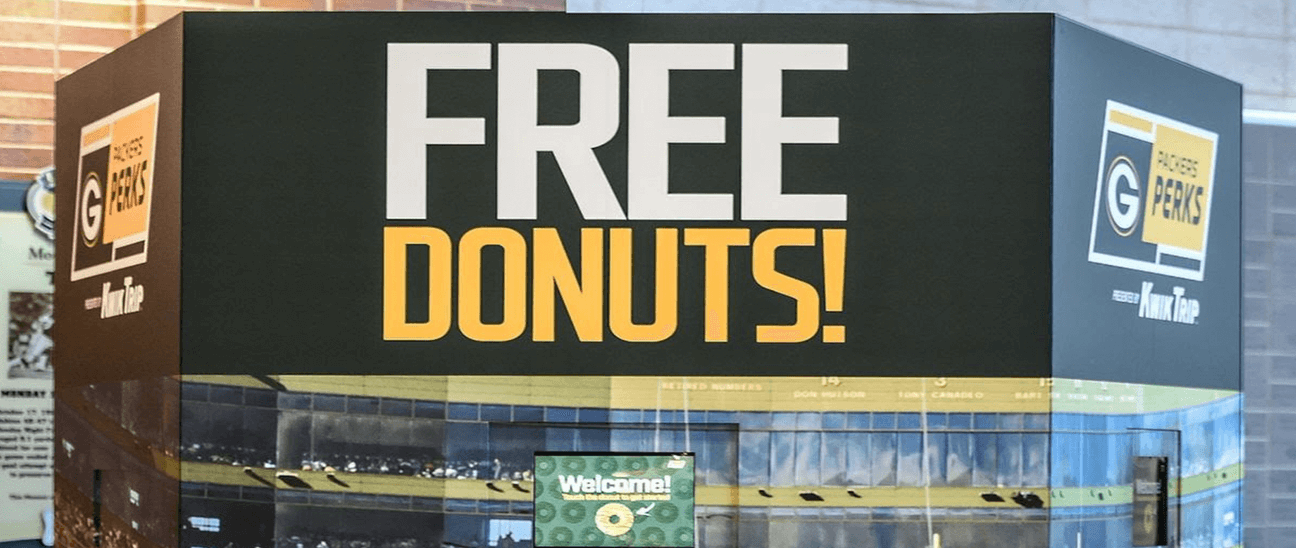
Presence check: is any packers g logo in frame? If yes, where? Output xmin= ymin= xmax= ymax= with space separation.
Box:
xmin=71 ymin=93 xmax=160 ymax=281
xmin=1104 ymin=155 xmax=1140 ymax=237
xmin=80 ymin=172 xmax=103 ymax=246
xmin=1087 ymin=101 xmax=1218 ymax=282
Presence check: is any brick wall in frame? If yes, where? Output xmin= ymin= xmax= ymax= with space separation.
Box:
xmin=1240 ymin=121 xmax=1296 ymax=546
xmin=0 ymin=0 xmax=563 ymax=182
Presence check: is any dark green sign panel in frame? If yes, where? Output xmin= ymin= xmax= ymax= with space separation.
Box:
xmin=534 ymin=453 xmax=695 ymax=547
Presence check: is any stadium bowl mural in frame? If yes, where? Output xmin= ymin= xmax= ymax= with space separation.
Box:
xmin=51 ymin=375 xmax=1239 ymax=548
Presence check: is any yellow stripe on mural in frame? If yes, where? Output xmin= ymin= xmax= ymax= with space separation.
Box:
xmin=185 ymin=459 xmax=1242 ymax=511
xmin=1049 ymin=462 xmax=1243 ymax=508
xmin=273 ymin=375 xmax=450 ymax=401
xmin=189 ymin=375 xmax=1053 ymax=414
xmin=189 ymin=376 xmax=1235 ymax=415
xmin=180 ymin=462 xmax=1045 ymax=509
xmin=1051 ymin=378 xmax=1238 ymax=414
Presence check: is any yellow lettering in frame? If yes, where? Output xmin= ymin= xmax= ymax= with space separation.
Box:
xmin=533 ymin=228 xmax=604 ymax=342
xmin=609 ymin=228 xmax=679 ymax=342
xmin=383 ymin=226 xmax=452 ymax=340
xmin=458 ymin=227 xmax=527 ymax=342
xmin=683 ymin=228 xmax=750 ymax=342
xmin=752 ymin=228 xmax=820 ymax=342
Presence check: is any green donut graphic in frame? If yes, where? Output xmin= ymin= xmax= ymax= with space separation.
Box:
xmin=561 ymin=502 xmax=587 ymax=524
xmin=654 ymin=502 xmax=679 ymax=524
xmin=672 ymin=474 xmax=693 ymax=498
xmin=623 ymin=457 xmax=649 ymax=475
xmin=561 ymin=457 xmax=587 ymax=475
xmin=673 ymin=527 xmax=693 ymax=545
xmin=579 ymin=527 xmax=604 ymax=546
xmin=549 ymin=526 xmax=574 ymax=546
xmin=608 ymin=529 xmax=635 ymax=546
xmin=536 ymin=456 xmax=557 ymax=476
xmin=534 ymin=529 xmax=543 ymax=546
xmin=641 ymin=527 xmax=665 ymax=546
xmin=536 ymin=502 xmax=557 ymax=523
xmin=533 ymin=478 xmax=543 ymax=498
xmin=594 ymin=457 xmax=618 ymax=476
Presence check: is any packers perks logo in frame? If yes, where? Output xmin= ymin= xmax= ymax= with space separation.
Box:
xmin=71 ymin=93 xmax=159 ymax=281
xmin=1088 ymin=101 xmax=1218 ymax=282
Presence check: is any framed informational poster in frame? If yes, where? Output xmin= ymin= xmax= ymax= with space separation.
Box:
xmin=0 ymin=171 xmax=55 ymax=545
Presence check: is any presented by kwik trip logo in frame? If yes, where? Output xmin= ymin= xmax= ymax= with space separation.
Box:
xmin=1088 ymin=100 xmax=1219 ymax=282
xmin=72 ymin=93 xmax=159 ymax=282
